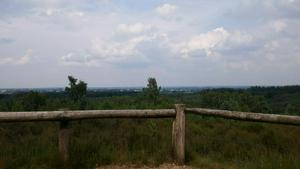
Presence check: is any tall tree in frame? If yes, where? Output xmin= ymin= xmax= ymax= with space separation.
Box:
xmin=65 ymin=76 xmax=87 ymax=105
xmin=143 ymin=77 xmax=161 ymax=104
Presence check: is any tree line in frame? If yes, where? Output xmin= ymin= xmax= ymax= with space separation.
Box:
xmin=0 ymin=76 xmax=299 ymax=115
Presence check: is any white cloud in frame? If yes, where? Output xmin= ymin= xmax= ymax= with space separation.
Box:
xmin=1 ymin=0 xmax=300 ymax=86
xmin=57 ymin=20 xmax=170 ymax=66
xmin=58 ymin=25 xmax=164 ymax=65
xmin=117 ymin=23 xmax=153 ymax=34
xmin=60 ymin=26 xmax=255 ymax=66
xmin=44 ymin=9 xmax=57 ymax=16
xmin=0 ymin=57 xmax=14 ymax=64
xmin=283 ymin=0 xmax=296 ymax=4
xmin=271 ymin=20 xmax=287 ymax=32
xmin=33 ymin=8 xmax=85 ymax=18
xmin=90 ymin=38 xmax=141 ymax=61
xmin=0 ymin=48 xmax=32 ymax=65
xmin=225 ymin=61 xmax=251 ymax=71
xmin=61 ymin=32 xmax=169 ymax=65
xmin=176 ymin=27 xmax=229 ymax=58
xmin=91 ymin=32 xmax=168 ymax=61
xmin=60 ymin=52 xmax=96 ymax=66
xmin=228 ymin=31 xmax=253 ymax=45
xmin=155 ymin=4 xmax=177 ymax=15
xmin=17 ymin=48 xmax=32 ymax=64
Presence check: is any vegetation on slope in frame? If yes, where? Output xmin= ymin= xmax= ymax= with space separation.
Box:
xmin=0 ymin=78 xmax=299 ymax=169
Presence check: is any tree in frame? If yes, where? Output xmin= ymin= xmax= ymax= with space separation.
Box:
xmin=21 ymin=91 xmax=46 ymax=111
xmin=143 ymin=77 xmax=161 ymax=104
xmin=65 ymin=76 xmax=87 ymax=105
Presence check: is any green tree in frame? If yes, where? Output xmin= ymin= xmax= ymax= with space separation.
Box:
xmin=65 ymin=76 xmax=87 ymax=109
xmin=143 ymin=77 xmax=161 ymax=104
xmin=21 ymin=91 xmax=46 ymax=111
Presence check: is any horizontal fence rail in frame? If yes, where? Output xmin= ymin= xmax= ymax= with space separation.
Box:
xmin=186 ymin=108 xmax=300 ymax=126
xmin=0 ymin=109 xmax=176 ymax=122
xmin=0 ymin=104 xmax=299 ymax=165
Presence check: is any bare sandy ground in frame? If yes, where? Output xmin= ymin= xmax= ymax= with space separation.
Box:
xmin=96 ymin=163 xmax=196 ymax=169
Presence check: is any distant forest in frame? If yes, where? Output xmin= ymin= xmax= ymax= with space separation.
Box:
xmin=0 ymin=82 xmax=299 ymax=115
xmin=0 ymin=78 xmax=300 ymax=169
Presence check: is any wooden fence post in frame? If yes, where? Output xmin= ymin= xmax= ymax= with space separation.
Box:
xmin=172 ymin=104 xmax=185 ymax=165
xmin=59 ymin=120 xmax=70 ymax=162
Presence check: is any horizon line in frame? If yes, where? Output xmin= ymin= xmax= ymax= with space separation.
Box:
xmin=1 ymin=85 xmax=300 ymax=90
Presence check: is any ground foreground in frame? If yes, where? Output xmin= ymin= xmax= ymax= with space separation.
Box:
xmin=96 ymin=164 xmax=196 ymax=169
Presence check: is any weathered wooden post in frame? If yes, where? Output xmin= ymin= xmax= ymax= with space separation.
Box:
xmin=172 ymin=104 xmax=185 ymax=165
xmin=58 ymin=108 xmax=70 ymax=163
xmin=59 ymin=120 xmax=70 ymax=162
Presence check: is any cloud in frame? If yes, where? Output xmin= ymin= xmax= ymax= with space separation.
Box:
xmin=17 ymin=49 xmax=32 ymax=64
xmin=271 ymin=20 xmax=287 ymax=32
xmin=224 ymin=61 xmax=251 ymax=71
xmin=60 ymin=52 xmax=96 ymax=66
xmin=0 ymin=49 xmax=32 ymax=65
xmin=117 ymin=23 xmax=153 ymax=34
xmin=0 ymin=57 xmax=13 ymax=64
xmin=58 ymin=20 xmax=171 ymax=66
xmin=34 ymin=8 xmax=85 ymax=17
xmin=175 ymin=27 xmax=229 ymax=58
xmin=59 ymin=25 xmax=254 ymax=67
xmin=1 ymin=0 xmax=300 ymax=86
xmin=155 ymin=4 xmax=177 ymax=15
xmin=60 ymin=31 xmax=169 ymax=66
xmin=90 ymin=38 xmax=141 ymax=60
xmin=228 ymin=31 xmax=253 ymax=45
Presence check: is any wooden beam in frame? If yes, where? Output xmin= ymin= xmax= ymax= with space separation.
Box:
xmin=186 ymin=108 xmax=300 ymax=126
xmin=0 ymin=109 xmax=176 ymax=122
xmin=59 ymin=120 xmax=70 ymax=162
xmin=172 ymin=104 xmax=185 ymax=165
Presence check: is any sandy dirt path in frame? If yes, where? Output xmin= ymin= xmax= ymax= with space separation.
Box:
xmin=96 ymin=163 xmax=196 ymax=169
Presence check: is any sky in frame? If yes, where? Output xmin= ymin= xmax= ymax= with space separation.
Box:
xmin=0 ymin=0 xmax=300 ymax=88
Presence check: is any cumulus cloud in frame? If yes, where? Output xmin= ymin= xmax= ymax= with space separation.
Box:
xmin=117 ymin=23 xmax=153 ymax=34
xmin=93 ymin=33 xmax=168 ymax=60
xmin=17 ymin=48 xmax=32 ymax=64
xmin=228 ymin=31 xmax=253 ymax=45
xmin=0 ymin=57 xmax=13 ymax=64
xmin=271 ymin=20 xmax=287 ymax=32
xmin=155 ymin=4 xmax=177 ymax=15
xmin=60 ymin=52 xmax=96 ymax=66
xmin=2 ymin=0 xmax=300 ymax=86
xmin=175 ymin=27 xmax=229 ymax=58
xmin=0 ymin=49 xmax=32 ymax=65
xmin=61 ymin=23 xmax=167 ymax=66
xmin=60 ymin=26 xmax=255 ymax=66
xmin=33 ymin=8 xmax=84 ymax=18
xmin=224 ymin=61 xmax=251 ymax=71
xmin=89 ymin=38 xmax=141 ymax=62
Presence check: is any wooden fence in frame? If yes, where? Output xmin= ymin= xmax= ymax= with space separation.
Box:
xmin=0 ymin=104 xmax=300 ymax=165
